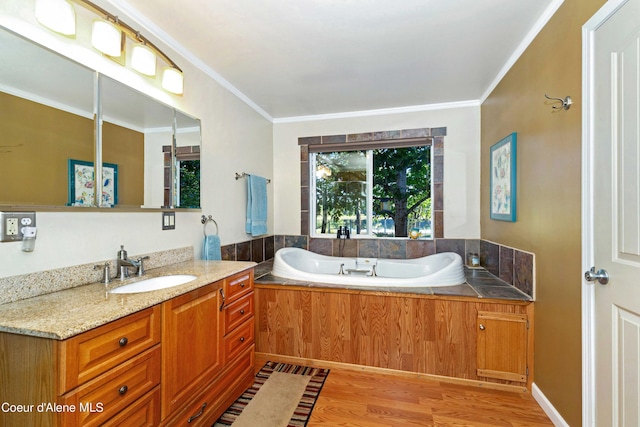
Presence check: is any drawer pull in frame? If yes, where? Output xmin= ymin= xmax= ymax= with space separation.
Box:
xmin=240 ymin=283 xmax=246 ymax=288
xmin=219 ymin=288 xmax=226 ymax=311
xmin=118 ymin=385 xmax=128 ymax=395
xmin=240 ymin=309 xmax=245 ymax=315
xmin=188 ymin=403 xmax=207 ymax=423
xmin=118 ymin=337 xmax=128 ymax=347
xmin=239 ymin=336 xmax=245 ymax=343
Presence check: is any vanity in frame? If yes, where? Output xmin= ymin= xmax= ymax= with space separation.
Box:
xmin=0 ymin=261 xmax=255 ymax=426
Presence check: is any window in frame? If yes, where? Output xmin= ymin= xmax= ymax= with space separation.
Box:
xmin=311 ymin=145 xmax=432 ymax=238
xmin=177 ymin=159 xmax=200 ymax=208
xmin=163 ymin=145 xmax=200 ymax=208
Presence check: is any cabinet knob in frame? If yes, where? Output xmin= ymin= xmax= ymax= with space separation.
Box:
xmin=118 ymin=385 xmax=128 ymax=395
xmin=240 ymin=283 xmax=245 ymax=288
xmin=239 ymin=336 xmax=245 ymax=343
xmin=479 ymin=324 xmax=486 ymax=331
xmin=240 ymin=309 xmax=245 ymax=315
xmin=119 ymin=337 xmax=128 ymax=347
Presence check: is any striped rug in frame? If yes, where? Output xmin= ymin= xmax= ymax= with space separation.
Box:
xmin=213 ymin=361 xmax=330 ymax=427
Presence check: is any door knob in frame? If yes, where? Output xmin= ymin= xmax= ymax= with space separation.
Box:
xmin=585 ymin=266 xmax=609 ymax=285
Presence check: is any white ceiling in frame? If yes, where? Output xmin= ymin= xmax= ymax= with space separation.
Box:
xmin=110 ymin=0 xmax=560 ymax=121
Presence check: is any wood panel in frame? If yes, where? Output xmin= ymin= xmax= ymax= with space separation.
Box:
xmin=0 ymin=332 xmax=59 ymax=427
xmin=255 ymin=285 xmax=531 ymax=387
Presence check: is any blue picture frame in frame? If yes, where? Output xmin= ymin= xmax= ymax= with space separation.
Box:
xmin=68 ymin=159 xmax=118 ymax=207
xmin=490 ymin=133 xmax=517 ymax=221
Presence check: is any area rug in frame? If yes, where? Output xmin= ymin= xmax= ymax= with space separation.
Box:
xmin=213 ymin=361 xmax=330 ymax=427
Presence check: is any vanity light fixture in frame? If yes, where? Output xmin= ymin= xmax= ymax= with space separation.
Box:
xmin=35 ymin=0 xmax=77 ymax=36
xmin=91 ymin=19 xmax=122 ymax=57
xmin=37 ymin=0 xmax=185 ymax=95
xmin=131 ymin=42 xmax=157 ymax=76
xmin=162 ymin=67 xmax=184 ymax=95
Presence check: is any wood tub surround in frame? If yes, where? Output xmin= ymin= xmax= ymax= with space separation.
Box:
xmin=255 ymin=284 xmax=533 ymax=391
xmin=0 ymin=266 xmax=256 ymax=427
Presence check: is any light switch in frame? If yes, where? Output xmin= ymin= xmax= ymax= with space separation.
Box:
xmin=162 ymin=212 xmax=175 ymax=230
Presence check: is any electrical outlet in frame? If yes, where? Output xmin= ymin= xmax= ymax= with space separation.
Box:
xmin=1 ymin=212 xmax=36 ymax=242
xmin=6 ymin=218 xmax=18 ymax=236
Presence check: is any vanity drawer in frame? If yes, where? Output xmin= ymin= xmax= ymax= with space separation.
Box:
xmin=223 ymin=292 xmax=254 ymax=334
xmin=59 ymin=306 xmax=161 ymax=393
xmin=59 ymin=345 xmax=161 ymax=427
xmin=224 ymin=270 xmax=254 ymax=304
xmin=224 ymin=318 xmax=254 ymax=362
xmin=102 ymin=387 xmax=160 ymax=427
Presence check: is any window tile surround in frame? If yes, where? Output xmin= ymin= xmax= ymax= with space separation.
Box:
xmin=221 ymin=235 xmax=535 ymax=298
xmin=298 ymin=127 xmax=446 ymax=238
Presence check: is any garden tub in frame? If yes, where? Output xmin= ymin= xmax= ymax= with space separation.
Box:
xmin=271 ymin=247 xmax=465 ymax=287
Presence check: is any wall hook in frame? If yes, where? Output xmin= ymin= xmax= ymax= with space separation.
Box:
xmin=545 ymin=93 xmax=572 ymax=111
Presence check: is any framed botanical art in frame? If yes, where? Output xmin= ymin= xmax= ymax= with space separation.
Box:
xmin=68 ymin=159 xmax=118 ymax=207
xmin=490 ymin=133 xmax=517 ymax=221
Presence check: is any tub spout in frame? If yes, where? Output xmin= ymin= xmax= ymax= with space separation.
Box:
xmin=338 ymin=263 xmax=345 ymax=275
xmin=370 ymin=265 xmax=377 ymax=277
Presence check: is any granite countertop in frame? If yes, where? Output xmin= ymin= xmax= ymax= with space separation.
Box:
xmin=254 ymin=260 xmax=532 ymax=302
xmin=0 ymin=260 xmax=256 ymax=340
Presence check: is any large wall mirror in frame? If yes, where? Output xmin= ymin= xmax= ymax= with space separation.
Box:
xmin=0 ymin=26 xmax=201 ymax=210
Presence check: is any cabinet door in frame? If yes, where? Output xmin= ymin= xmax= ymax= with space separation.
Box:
xmin=476 ymin=311 xmax=528 ymax=383
xmin=161 ymin=282 xmax=221 ymax=420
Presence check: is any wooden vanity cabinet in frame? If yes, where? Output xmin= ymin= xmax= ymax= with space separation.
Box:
xmin=0 ymin=267 xmax=256 ymax=427
xmin=0 ymin=305 xmax=161 ymax=427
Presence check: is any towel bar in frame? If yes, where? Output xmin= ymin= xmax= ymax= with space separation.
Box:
xmin=235 ymin=172 xmax=271 ymax=183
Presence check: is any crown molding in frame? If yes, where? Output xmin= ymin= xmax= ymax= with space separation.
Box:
xmin=272 ymin=100 xmax=480 ymax=124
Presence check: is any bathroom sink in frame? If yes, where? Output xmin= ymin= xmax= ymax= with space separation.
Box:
xmin=109 ymin=275 xmax=197 ymax=294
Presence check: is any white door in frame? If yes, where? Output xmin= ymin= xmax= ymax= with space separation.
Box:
xmin=584 ymin=0 xmax=640 ymax=425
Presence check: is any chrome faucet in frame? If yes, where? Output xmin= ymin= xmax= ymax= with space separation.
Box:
xmin=94 ymin=262 xmax=111 ymax=285
xmin=116 ymin=245 xmax=149 ymax=280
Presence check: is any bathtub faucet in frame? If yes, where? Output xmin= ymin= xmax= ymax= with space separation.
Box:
xmin=338 ymin=263 xmax=345 ymax=275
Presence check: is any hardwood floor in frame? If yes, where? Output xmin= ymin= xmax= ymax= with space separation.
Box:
xmin=255 ymin=354 xmax=553 ymax=427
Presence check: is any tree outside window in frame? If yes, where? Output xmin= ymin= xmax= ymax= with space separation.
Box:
xmin=312 ymin=145 xmax=431 ymax=238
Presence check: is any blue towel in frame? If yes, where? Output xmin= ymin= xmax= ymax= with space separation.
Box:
xmin=245 ymin=175 xmax=268 ymax=236
xmin=202 ymin=234 xmax=221 ymax=260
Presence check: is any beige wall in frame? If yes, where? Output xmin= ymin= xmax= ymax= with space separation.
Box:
xmin=273 ymin=105 xmax=481 ymax=238
xmin=480 ymin=0 xmax=605 ymax=424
